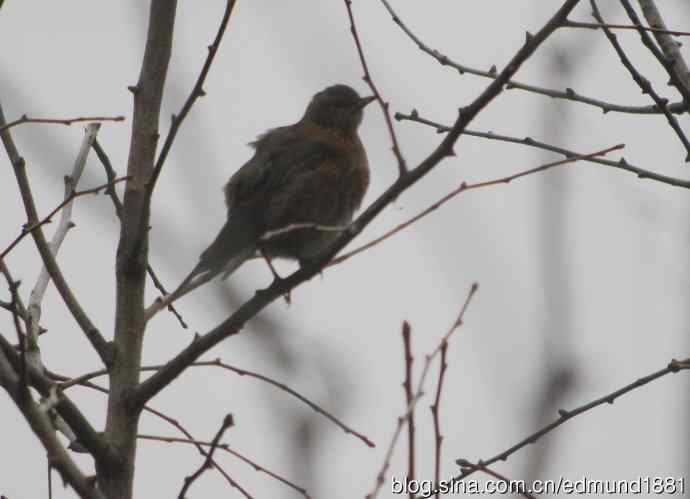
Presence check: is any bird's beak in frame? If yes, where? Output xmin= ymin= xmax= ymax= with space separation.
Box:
xmin=358 ymin=95 xmax=377 ymax=110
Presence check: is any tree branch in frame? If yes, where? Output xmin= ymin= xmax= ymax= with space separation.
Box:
xmin=395 ymin=110 xmax=690 ymax=188
xmin=0 ymin=350 xmax=106 ymax=499
xmin=0 ymin=102 xmax=112 ymax=366
xmin=444 ymin=358 xmax=690 ymax=494
xmin=133 ymin=0 xmax=582 ymax=409
xmin=0 ymin=114 xmax=123 ymax=133
xmin=591 ymin=0 xmax=690 ymax=160
xmin=377 ymin=0 xmax=684 ymax=115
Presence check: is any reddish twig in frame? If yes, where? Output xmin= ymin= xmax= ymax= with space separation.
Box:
xmin=366 ymin=284 xmax=478 ymax=499
xmin=343 ymin=0 xmax=408 ymax=176
xmin=59 ymin=358 xmax=375 ymax=448
xmin=430 ymin=342 xmax=448 ymax=499
xmin=1 ymin=177 xmax=129 ymax=261
xmin=177 ymin=414 xmax=235 ymax=499
xmin=0 ymin=114 xmax=124 ymax=133
xmin=330 ymin=144 xmax=623 ymax=266
xmin=140 ymin=433 xmax=311 ymax=499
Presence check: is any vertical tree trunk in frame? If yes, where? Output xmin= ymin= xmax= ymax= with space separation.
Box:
xmin=98 ymin=2 xmax=177 ymax=497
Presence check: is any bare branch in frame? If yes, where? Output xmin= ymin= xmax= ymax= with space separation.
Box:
xmin=402 ymin=323 xmax=416 ymax=497
xmin=0 ymin=102 xmax=112 ymax=366
xmin=0 ymin=114 xmax=124 ymax=133
xmin=0 ymin=351 xmax=106 ymax=499
xmin=91 ymin=138 xmax=188 ymax=328
xmin=344 ymin=0 xmax=408 ymax=176
xmin=378 ymin=0 xmax=684 ymax=115
xmin=0 ymin=334 xmax=113 ymax=463
xmin=330 ymin=144 xmax=623 ymax=266
xmin=445 ymin=358 xmax=690 ymax=493
xmin=454 ymin=461 xmax=537 ymax=499
xmin=430 ymin=342 xmax=448 ymax=499
xmin=60 ymin=359 xmax=375 ymax=448
xmin=177 ymin=414 xmax=235 ymax=499
xmin=591 ymin=0 xmax=690 ymax=160
xmin=636 ymin=0 xmax=690 ymax=99
xmin=141 ymin=433 xmax=311 ymax=498
xmin=146 ymin=0 xmax=238 ymax=198
xmin=396 ymin=110 xmax=690 ymax=189
xmin=564 ymin=19 xmax=690 ymax=37
xmin=133 ymin=0 xmax=582 ymax=409
xmin=1 ymin=177 xmax=128 ymax=262
xmin=620 ymin=0 xmax=690 ymax=109
xmin=366 ymin=284 xmax=479 ymax=499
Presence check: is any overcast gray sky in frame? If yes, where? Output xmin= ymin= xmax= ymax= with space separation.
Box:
xmin=1 ymin=1 xmax=689 ymax=498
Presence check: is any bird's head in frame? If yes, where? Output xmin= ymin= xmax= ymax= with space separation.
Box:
xmin=302 ymin=84 xmax=376 ymax=134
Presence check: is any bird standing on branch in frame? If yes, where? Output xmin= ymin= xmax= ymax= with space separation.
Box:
xmin=166 ymin=84 xmax=375 ymax=307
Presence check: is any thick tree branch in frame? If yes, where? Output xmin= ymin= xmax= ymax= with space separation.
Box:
xmin=0 ymin=350 xmax=106 ymax=499
xmin=0 ymin=334 xmax=114 ymax=467
xmin=106 ymin=1 xmax=177 ymax=497
xmin=133 ymin=0 xmax=582 ymax=409
xmin=145 ymin=0 xmax=237 ymax=199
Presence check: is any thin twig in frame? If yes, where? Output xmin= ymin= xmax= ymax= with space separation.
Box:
xmin=441 ymin=358 xmax=690 ymax=496
xmin=430 ymin=342 xmax=448 ymax=499
xmin=1 ymin=178 xmax=129 ymax=261
xmin=366 ymin=284 xmax=478 ymax=499
xmin=330 ymin=144 xmax=623 ymax=266
xmin=146 ymin=0 xmax=237 ymax=197
xmin=402 ymin=322 xmax=416 ymax=498
xmin=378 ymin=0 xmax=685 ymax=115
xmin=91 ymin=138 xmax=189 ymax=329
xmin=0 ymin=102 xmax=112 ymax=366
xmin=59 ymin=359 xmax=375 ymax=448
xmin=396 ymin=110 xmax=690 ymax=189
xmin=564 ymin=19 xmax=690 ymax=37
xmin=591 ymin=0 xmax=690 ymax=160
xmin=177 ymin=414 xmax=235 ymax=499
xmin=140 ymin=433 xmax=311 ymax=498
xmin=0 ymin=114 xmax=124 ymax=133
xmin=47 ymin=371 xmax=247 ymax=496
xmin=344 ymin=0 xmax=408 ymax=176
xmin=455 ymin=462 xmax=537 ymax=499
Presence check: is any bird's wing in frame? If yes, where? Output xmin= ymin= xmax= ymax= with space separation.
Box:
xmin=224 ymin=128 xmax=337 ymax=212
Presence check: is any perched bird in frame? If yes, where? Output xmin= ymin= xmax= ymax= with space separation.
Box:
xmin=186 ymin=84 xmax=375 ymax=287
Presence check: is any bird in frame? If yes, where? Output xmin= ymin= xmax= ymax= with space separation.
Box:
xmin=180 ymin=84 xmax=375 ymax=292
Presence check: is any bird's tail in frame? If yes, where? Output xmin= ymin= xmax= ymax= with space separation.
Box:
xmin=195 ymin=216 xmax=256 ymax=279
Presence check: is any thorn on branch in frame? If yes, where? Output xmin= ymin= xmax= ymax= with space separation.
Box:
xmin=127 ymin=85 xmax=140 ymax=95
